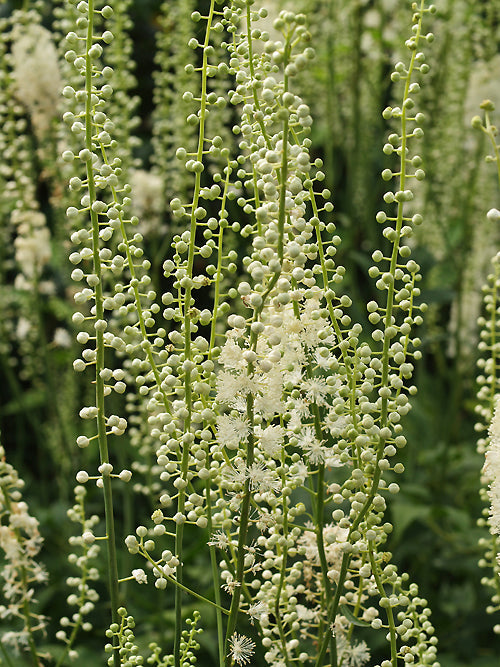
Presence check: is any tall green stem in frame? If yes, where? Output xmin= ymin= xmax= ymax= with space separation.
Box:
xmin=84 ymin=3 xmax=120 ymax=665
xmin=174 ymin=3 xmax=216 ymax=664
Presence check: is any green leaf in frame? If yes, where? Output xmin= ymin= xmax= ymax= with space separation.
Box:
xmin=390 ymin=500 xmax=431 ymax=544
xmin=0 ymin=389 xmax=46 ymax=416
xmin=339 ymin=604 xmax=371 ymax=627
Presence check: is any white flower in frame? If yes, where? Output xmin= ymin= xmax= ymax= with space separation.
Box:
xmin=53 ymin=328 xmax=72 ymax=348
xmin=218 ymin=338 xmax=246 ymax=369
xmin=13 ymin=210 xmax=51 ymax=282
xmin=324 ymin=450 xmax=344 ymax=469
xmin=297 ymin=426 xmax=325 ymax=463
xmin=295 ymin=604 xmax=320 ymax=622
xmin=11 ymin=23 xmax=62 ymax=137
xmin=208 ymin=531 xmax=231 ymax=550
xmin=337 ymin=635 xmax=371 ymax=667
xmin=222 ymin=575 xmax=241 ymax=595
xmin=489 ymin=397 xmax=500 ymax=444
xmin=228 ymin=633 xmax=256 ymax=665
xmin=129 ymin=169 xmax=166 ymax=235
xmin=216 ymin=370 xmax=255 ymax=405
xmin=302 ymin=377 xmax=330 ymax=406
xmin=132 ymin=568 xmax=148 ymax=584
xmin=216 ymin=414 xmax=249 ymax=450
xmin=314 ymin=347 xmax=333 ymax=369
xmin=257 ymin=424 xmax=284 ymax=458
xmin=486 ymin=397 xmax=500 ymax=534
xmin=247 ymin=462 xmax=281 ymax=494
xmin=254 ymin=368 xmax=284 ymax=418
xmin=221 ymin=458 xmax=247 ymax=490
xmin=297 ymin=294 xmax=336 ymax=348
xmin=246 ymin=601 xmax=268 ymax=624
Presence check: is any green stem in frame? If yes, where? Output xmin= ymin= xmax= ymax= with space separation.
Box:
xmin=368 ymin=543 xmax=398 ymax=666
xmin=315 ymin=552 xmax=350 ymax=667
xmin=0 ymin=641 xmax=15 ymax=667
xmin=206 ymin=480 xmax=226 ymax=667
xmin=84 ymin=4 xmax=120 ymax=665
xmin=273 ymin=447 xmax=292 ymax=667
xmin=209 ymin=159 xmax=231 ymax=354
xmin=314 ymin=462 xmax=336 ymax=665
xmin=223 ymin=391 xmax=255 ymax=667
xmin=174 ymin=4 xmax=216 ymax=664
xmin=170 ymin=577 xmax=229 ymax=615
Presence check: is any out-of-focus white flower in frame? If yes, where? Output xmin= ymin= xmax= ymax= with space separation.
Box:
xmin=129 ymin=169 xmax=167 ymax=236
xmin=337 ymin=635 xmax=371 ymax=667
xmin=0 ymin=447 xmax=47 ymax=649
xmin=11 ymin=22 xmax=62 ymax=137
xmin=53 ymin=328 xmax=72 ymax=348
xmin=16 ymin=317 xmax=31 ymax=341
xmin=13 ymin=209 xmax=51 ymax=282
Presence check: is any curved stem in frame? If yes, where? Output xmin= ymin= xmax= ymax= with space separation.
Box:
xmin=368 ymin=542 xmax=398 ymax=666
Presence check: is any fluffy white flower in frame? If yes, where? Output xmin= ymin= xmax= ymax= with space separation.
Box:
xmin=13 ymin=210 xmax=51 ymax=282
xmin=218 ymin=338 xmax=246 ymax=370
xmin=314 ymin=347 xmax=333 ymax=369
xmin=302 ymin=377 xmax=330 ymax=406
xmin=208 ymin=530 xmax=231 ymax=550
xmin=246 ymin=601 xmax=268 ymax=624
xmin=53 ymin=328 xmax=72 ymax=348
xmin=247 ymin=462 xmax=281 ymax=494
xmin=216 ymin=414 xmax=249 ymax=450
xmin=129 ymin=169 xmax=166 ymax=235
xmin=254 ymin=367 xmax=284 ymax=418
xmin=216 ymin=370 xmax=255 ymax=405
xmin=257 ymin=424 xmax=284 ymax=458
xmin=337 ymin=635 xmax=371 ymax=667
xmin=297 ymin=426 xmax=325 ymax=463
xmin=228 ymin=633 xmax=256 ymax=665
xmin=11 ymin=23 xmax=62 ymax=137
